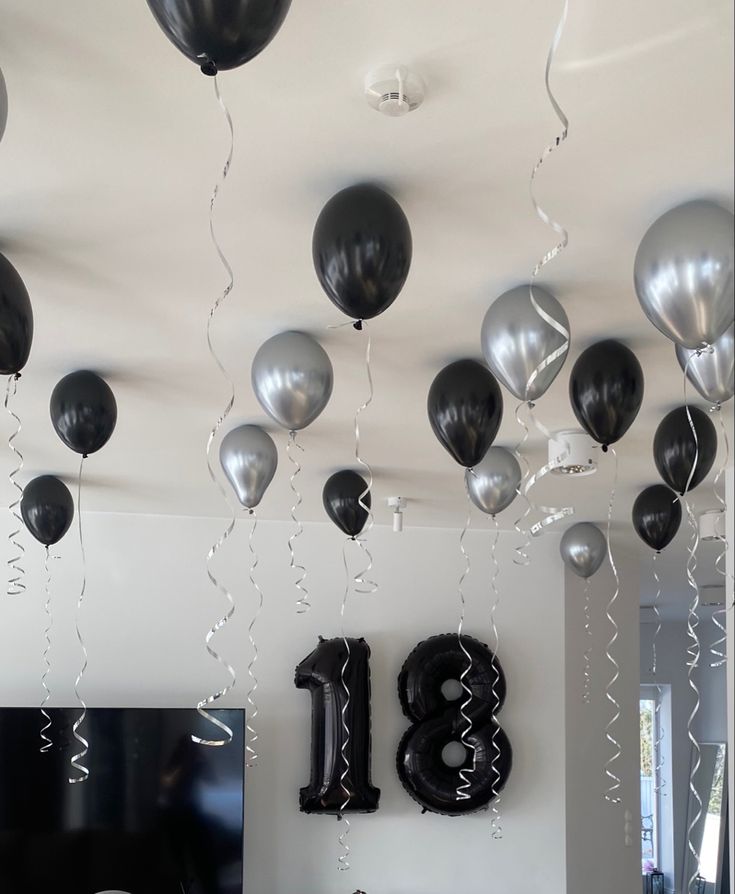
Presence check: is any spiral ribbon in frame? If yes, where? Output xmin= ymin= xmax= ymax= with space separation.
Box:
xmin=70 ymin=457 xmax=89 ymax=784
xmin=520 ymin=0 xmax=573 ymax=538
xmin=456 ymin=481 xmax=477 ymax=801
xmin=651 ymin=552 xmax=666 ymax=796
xmin=488 ymin=514 xmax=503 ymax=838
xmin=582 ymin=577 xmax=592 ymax=705
xmin=5 ymin=375 xmax=25 ymax=596
xmin=40 ymin=546 xmax=59 ymax=753
xmin=287 ymin=431 xmax=310 ymax=614
xmin=512 ymin=401 xmax=533 ymax=566
xmin=245 ymin=511 xmax=263 ymax=768
xmin=603 ymin=448 xmax=621 ymax=805
xmin=684 ymin=496 xmax=702 ymax=894
xmin=710 ymin=405 xmax=730 ymax=660
xmin=352 ymin=326 xmax=377 ymax=597
xmin=338 ymin=538 xmax=353 ymax=871
xmin=193 ymin=73 xmax=237 ymax=749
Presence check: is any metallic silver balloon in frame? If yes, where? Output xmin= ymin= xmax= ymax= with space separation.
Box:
xmin=560 ymin=522 xmax=606 ymax=579
xmin=251 ymin=331 xmax=333 ymax=431
xmin=465 ymin=447 xmax=521 ymax=516
xmin=481 ymin=284 xmax=570 ymax=402
xmin=676 ymin=323 xmax=734 ymax=405
xmin=220 ymin=424 xmax=277 ymax=510
xmin=634 ymin=200 xmax=734 ymax=349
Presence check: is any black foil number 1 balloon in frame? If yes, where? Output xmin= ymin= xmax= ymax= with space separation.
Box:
xmin=295 ymin=637 xmax=380 ymax=815
xmin=396 ymin=633 xmax=512 ymax=815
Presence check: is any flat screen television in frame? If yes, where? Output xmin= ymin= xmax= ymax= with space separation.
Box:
xmin=0 ymin=707 xmax=244 ymax=894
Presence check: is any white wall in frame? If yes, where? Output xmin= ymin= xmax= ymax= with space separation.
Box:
xmin=0 ymin=512 xmax=567 ymax=894
xmin=564 ymin=539 xmax=642 ymax=894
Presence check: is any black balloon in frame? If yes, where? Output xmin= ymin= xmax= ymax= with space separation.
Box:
xmin=0 ymin=252 xmax=33 ymax=376
xmin=397 ymin=633 xmax=512 ymax=815
xmin=653 ymin=406 xmax=718 ymax=495
xmin=295 ymin=637 xmax=380 ymax=815
xmin=632 ymin=484 xmax=681 ymax=552
xmin=569 ymin=339 xmax=644 ymax=449
xmin=50 ymin=371 xmax=117 ymax=456
xmin=322 ymin=470 xmax=370 ymax=537
xmin=20 ymin=475 xmax=74 ymax=546
xmin=427 ymin=359 xmax=503 ymax=468
xmin=312 ymin=184 xmax=412 ymax=322
xmin=146 ymin=0 xmax=292 ymax=74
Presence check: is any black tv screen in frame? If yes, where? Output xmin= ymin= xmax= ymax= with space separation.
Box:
xmin=0 ymin=707 xmax=244 ymax=894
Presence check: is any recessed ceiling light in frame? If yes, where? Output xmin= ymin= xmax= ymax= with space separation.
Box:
xmin=548 ymin=429 xmax=598 ymax=477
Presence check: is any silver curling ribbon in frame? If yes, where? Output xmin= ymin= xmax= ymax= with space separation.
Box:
xmin=489 ymin=514 xmax=503 ymax=838
xmin=40 ymin=546 xmax=59 ymax=753
xmin=287 ymin=431 xmax=310 ymax=614
xmin=710 ymin=405 xmax=730 ymax=662
xmin=603 ymin=448 xmax=622 ymax=805
xmin=582 ymin=577 xmax=592 ymax=705
xmin=69 ymin=457 xmax=89 ymax=783
xmin=456 ymin=480 xmax=477 ymax=801
xmin=5 ymin=375 xmax=25 ymax=596
xmin=352 ymin=326 xmax=377 ymax=597
xmin=195 ymin=73 xmax=237 ymax=748
xmin=651 ymin=552 xmax=666 ymax=796
xmin=245 ymin=511 xmax=264 ymax=768
xmin=338 ymin=539 xmax=352 ymax=871
xmin=512 ymin=401 xmax=532 ymax=566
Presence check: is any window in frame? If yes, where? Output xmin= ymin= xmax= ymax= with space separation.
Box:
xmin=640 ymin=693 xmax=659 ymax=872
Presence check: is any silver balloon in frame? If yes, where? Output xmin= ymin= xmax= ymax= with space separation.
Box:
xmin=220 ymin=425 xmax=277 ymax=510
xmin=251 ymin=330 xmax=333 ymax=431
xmin=676 ymin=323 xmax=734 ymax=405
xmin=634 ymin=200 xmax=734 ymax=349
xmin=481 ymin=284 xmax=570 ymax=402
xmin=465 ymin=447 xmax=522 ymax=516
xmin=560 ymin=522 xmax=606 ymax=579
xmin=0 ymin=67 xmax=7 ymax=144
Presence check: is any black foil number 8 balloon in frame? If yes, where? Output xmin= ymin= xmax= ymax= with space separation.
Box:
xmin=396 ymin=634 xmax=512 ymax=815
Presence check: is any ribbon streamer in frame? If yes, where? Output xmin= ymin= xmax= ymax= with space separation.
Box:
xmin=69 ymin=457 xmax=89 ymax=784
xmin=684 ymin=496 xmax=702 ymax=894
xmin=710 ymin=405 xmax=731 ymax=659
xmin=194 ymin=73 xmax=237 ymax=748
xmin=524 ymin=405 xmax=574 ymax=536
xmin=338 ymin=539 xmax=353 ymax=871
xmin=650 ymin=552 xmax=666 ymax=795
xmin=245 ymin=511 xmax=263 ymax=767
xmin=5 ymin=375 xmax=25 ymax=596
xmin=603 ymin=448 xmax=621 ymax=805
xmin=456 ymin=481 xmax=477 ymax=801
xmin=582 ymin=577 xmax=592 ymax=705
xmin=512 ymin=401 xmax=533 ymax=566
xmin=40 ymin=546 xmax=58 ymax=753
xmin=352 ymin=326 xmax=377 ymax=597
xmin=287 ymin=431 xmax=310 ymax=614
xmin=488 ymin=514 xmax=503 ymax=838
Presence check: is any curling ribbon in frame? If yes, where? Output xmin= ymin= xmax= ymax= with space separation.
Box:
xmin=338 ymin=538 xmax=353 ymax=871
xmin=520 ymin=0 xmax=573 ymax=538
xmin=651 ymin=552 xmax=666 ymax=795
xmin=512 ymin=401 xmax=533 ymax=566
xmin=245 ymin=510 xmax=263 ymax=768
xmin=40 ymin=546 xmax=59 ymax=753
xmin=287 ymin=431 xmax=310 ymax=614
xmin=603 ymin=448 xmax=621 ymax=805
xmin=488 ymin=513 xmax=503 ymax=838
xmin=194 ymin=73 xmax=237 ymax=748
xmin=352 ymin=325 xmax=377 ymax=597
xmin=582 ymin=577 xmax=592 ymax=705
xmin=456 ymin=479 xmax=477 ymax=801
xmin=710 ymin=404 xmax=730 ymax=661
xmin=5 ymin=374 xmax=25 ymax=596
xmin=69 ymin=457 xmax=89 ymax=784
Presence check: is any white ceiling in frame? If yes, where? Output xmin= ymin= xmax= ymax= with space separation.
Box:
xmin=1 ymin=1 xmax=733 ymax=608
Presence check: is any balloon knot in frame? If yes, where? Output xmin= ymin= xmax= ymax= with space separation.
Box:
xmin=199 ymin=57 xmax=218 ymax=77
xmin=527 ymin=400 xmax=535 ymax=410
xmin=353 ymin=320 xmax=363 ymax=331
xmin=601 ymin=444 xmax=608 ymax=453
xmin=13 ymin=372 xmax=21 ymax=381
xmin=82 ymin=453 xmax=88 ymax=459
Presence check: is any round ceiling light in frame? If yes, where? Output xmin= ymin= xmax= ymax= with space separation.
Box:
xmin=548 ymin=429 xmax=598 ymax=477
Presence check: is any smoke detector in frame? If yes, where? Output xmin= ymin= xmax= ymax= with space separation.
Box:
xmin=365 ymin=65 xmax=425 ymax=117
xmin=548 ymin=430 xmax=597 ymax=477
xmin=699 ymin=509 xmax=725 ymax=542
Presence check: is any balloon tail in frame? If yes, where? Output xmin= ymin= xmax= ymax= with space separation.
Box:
xmin=512 ymin=400 xmax=533 ymax=566
xmin=582 ymin=577 xmax=592 ymax=705
xmin=353 ymin=326 xmax=377 ymax=596
xmin=651 ymin=552 xmax=666 ymax=795
xmin=711 ymin=406 xmax=732 ymax=653
xmin=287 ymin=432 xmax=310 ymax=614
xmin=195 ymin=73 xmax=237 ymax=749
xmin=525 ymin=403 xmax=574 ymax=535
xmin=69 ymin=457 xmax=89 ymax=784
xmin=5 ymin=375 xmax=25 ymax=596
xmin=338 ymin=539 xmax=352 ymax=871
xmin=40 ymin=546 xmax=57 ymax=753
xmin=603 ymin=448 xmax=621 ymax=805
xmin=457 ymin=482 xmax=477 ymax=801
xmin=245 ymin=511 xmax=263 ymax=768
xmin=489 ymin=514 xmax=503 ymax=838
xmin=684 ymin=496 xmax=703 ymax=891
